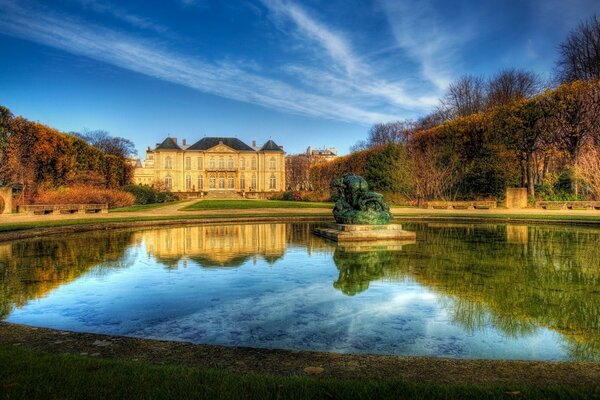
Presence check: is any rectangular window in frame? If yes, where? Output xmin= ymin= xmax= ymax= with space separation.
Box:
xmin=197 ymin=157 xmax=203 ymax=170
xmin=185 ymin=157 xmax=191 ymax=170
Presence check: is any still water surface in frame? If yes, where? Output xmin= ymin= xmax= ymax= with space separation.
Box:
xmin=1 ymin=222 xmax=599 ymax=361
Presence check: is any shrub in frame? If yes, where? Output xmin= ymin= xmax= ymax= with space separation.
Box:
xmin=34 ymin=185 xmax=135 ymax=208
xmin=122 ymin=184 xmax=177 ymax=204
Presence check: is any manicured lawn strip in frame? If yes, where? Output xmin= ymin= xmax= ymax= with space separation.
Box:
xmin=0 ymin=213 xmax=332 ymax=233
xmin=392 ymin=212 xmax=600 ymax=221
xmin=110 ymin=200 xmax=186 ymax=213
xmin=0 ymin=346 xmax=594 ymax=400
xmin=182 ymin=200 xmax=333 ymax=210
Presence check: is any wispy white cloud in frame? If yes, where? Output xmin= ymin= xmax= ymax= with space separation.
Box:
xmin=260 ymin=0 xmax=438 ymax=110
xmin=379 ymin=0 xmax=469 ymax=90
xmin=68 ymin=0 xmax=167 ymax=33
xmin=0 ymin=0 xmax=401 ymax=124
xmin=260 ymin=0 xmax=363 ymax=76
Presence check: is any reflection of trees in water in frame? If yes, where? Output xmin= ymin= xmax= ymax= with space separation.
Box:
xmin=332 ymin=223 xmax=600 ymax=360
xmin=0 ymin=231 xmax=135 ymax=319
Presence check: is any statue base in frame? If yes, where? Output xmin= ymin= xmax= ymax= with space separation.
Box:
xmin=313 ymin=224 xmax=416 ymax=243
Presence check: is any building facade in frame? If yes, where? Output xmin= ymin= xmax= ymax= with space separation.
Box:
xmin=134 ymin=137 xmax=285 ymax=194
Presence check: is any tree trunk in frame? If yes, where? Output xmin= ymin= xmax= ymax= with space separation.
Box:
xmin=527 ymin=153 xmax=535 ymax=199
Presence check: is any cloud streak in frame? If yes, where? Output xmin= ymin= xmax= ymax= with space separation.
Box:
xmin=379 ymin=0 xmax=467 ymax=90
xmin=0 ymin=0 xmax=409 ymax=124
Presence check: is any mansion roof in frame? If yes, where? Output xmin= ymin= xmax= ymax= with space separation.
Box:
xmin=154 ymin=136 xmax=283 ymax=152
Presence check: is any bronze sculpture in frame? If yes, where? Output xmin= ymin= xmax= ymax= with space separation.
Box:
xmin=331 ymin=174 xmax=392 ymax=225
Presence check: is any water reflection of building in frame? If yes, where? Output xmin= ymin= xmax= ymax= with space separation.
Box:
xmin=136 ymin=224 xmax=287 ymax=267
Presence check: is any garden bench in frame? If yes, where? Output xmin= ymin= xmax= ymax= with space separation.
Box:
xmin=426 ymin=201 xmax=497 ymax=210
xmin=17 ymin=204 xmax=108 ymax=215
xmin=536 ymin=201 xmax=600 ymax=210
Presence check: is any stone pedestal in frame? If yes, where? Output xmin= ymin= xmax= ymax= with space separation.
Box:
xmin=313 ymin=223 xmax=416 ymax=242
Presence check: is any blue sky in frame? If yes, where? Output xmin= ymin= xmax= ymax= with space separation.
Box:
xmin=0 ymin=0 xmax=598 ymax=155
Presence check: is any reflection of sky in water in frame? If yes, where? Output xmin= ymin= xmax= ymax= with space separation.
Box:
xmin=5 ymin=229 xmax=571 ymax=361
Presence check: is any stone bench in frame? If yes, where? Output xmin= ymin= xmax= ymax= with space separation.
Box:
xmin=17 ymin=204 xmax=109 ymax=215
xmin=536 ymin=201 xmax=600 ymax=210
xmin=426 ymin=201 xmax=497 ymax=210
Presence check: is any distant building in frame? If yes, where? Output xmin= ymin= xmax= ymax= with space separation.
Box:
xmin=306 ymin=146 xmax=337 ymax=163
xmin=134 ymin=136 xmax=285 ymax=194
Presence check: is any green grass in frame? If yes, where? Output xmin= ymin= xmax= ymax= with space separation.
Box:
xmin=0 ymin=346 xmax=595 ymax=400
xmin=182 ymin=200 xmax=333 ymax=211
xmin=110 ymin=200 xmax=186 ymax=213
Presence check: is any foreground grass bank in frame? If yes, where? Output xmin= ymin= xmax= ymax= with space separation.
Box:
xmin=182 ymin=199 xmax=333 ymax=210
xmin=0 ymin=346 xmax=595 ymax=400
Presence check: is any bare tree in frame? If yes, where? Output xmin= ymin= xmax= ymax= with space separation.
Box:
xmin=439 ymin=74 xmax=487 ymax=119
xmin=556 ymin=14 xmax=600 ymax=83
xmin=351 ymin=120 xmax=414 ymax=151
xmin=487 ymin=68 xmax=544 ymax=107
xmin=77 ymin=129 xmax=137 ymax=158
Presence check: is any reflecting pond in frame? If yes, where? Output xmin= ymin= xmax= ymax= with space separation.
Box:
xmin=1 ymin=222 xmax=600 ymax=361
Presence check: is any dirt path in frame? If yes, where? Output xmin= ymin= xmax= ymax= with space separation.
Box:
xmin=1 ymin=200 xmax=600 ymax=226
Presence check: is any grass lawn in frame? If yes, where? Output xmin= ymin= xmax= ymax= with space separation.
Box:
xmin=110 ymin=200 xmax=186 ymax=213
xmin=0 ymin=346 xmax=595 ymax=400
xmin=182 ymin=200 xmax=333 ymax=211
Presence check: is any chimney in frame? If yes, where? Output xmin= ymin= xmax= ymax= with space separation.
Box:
xmin=252 ymin=140 xmax=256 ymax=147
xmin=172 ymin=138 xmax=177 ymax=144
xmin=183 ymin=139 xmax=187 ymax=146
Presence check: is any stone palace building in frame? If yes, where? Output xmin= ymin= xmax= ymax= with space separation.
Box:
xmin=133 ymin=136 xmax=285 ymax=196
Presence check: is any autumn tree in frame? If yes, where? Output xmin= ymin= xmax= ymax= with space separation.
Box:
xmin=545 ymin=80 xmax=600 ymax=194
xmin=0 ymin=106 xmax=14 ymax=186
xmin=556 ymin=14 xmax=600 ymax=83
xmin=494 ymin=97 xmax=550 ymax=197
xmin=285 ymin=154 xmax=312 ymax=190
xmin=575 ymin=143 xmax=600 ymax=199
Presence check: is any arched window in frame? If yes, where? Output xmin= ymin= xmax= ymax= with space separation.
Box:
xmin=185 ymin=175 xmax=192 ymax=190
xmin=228 ymin=177 xmax=234 ymax=189
xmin=209 ymin=158 xmax=215 ymax=169
xmin=269 ymin=157 xmax=276 ymax=170
xmin=269 ymin=175 xmax=276 ymax=189
xmin=251 ymin=157 xmax=257 ymax=170
xmin=197 ymin=157 xmax=203 ymax=170
xmin=198 ymin=175 xmax=204 ymax=190
xmin=165 ymin=156 xmax=172 ymax=169
xmin=251 ymin=175 xmax=257 ymax=190
xmin=209 ymin=176 xmax=215 ymax=189
xmin=228 ymin=157 xmax=234 ymax=169
xmin=240 ymin=158 xmax=246 ymax=170
xmin=219 ymin=158 xmax=225 ymax=169
xmin=218 ymin=177 xmax=225 ymax=189
xmin=240 ymin=175 xmax=245 ymax=190
xmin=185 ymin=157 xmax=191 ymax=170
xmin=165 ymin=175 xmax=173 ymax=190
